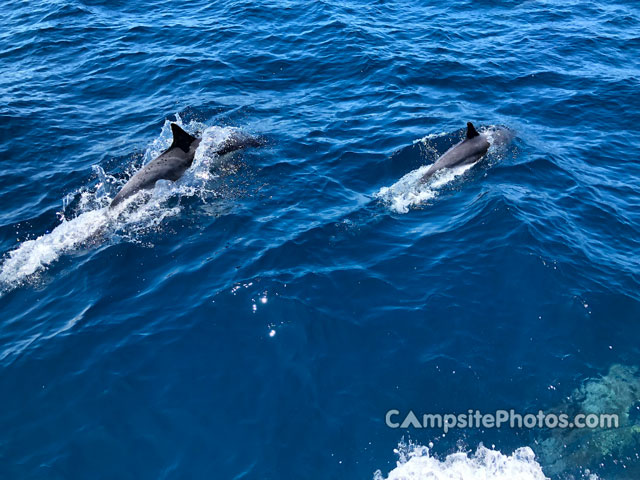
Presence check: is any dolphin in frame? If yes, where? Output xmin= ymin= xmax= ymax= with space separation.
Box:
xmin=110 ymin=123 xmax=261 ymax=209
xmin=420 ymin=122 xmax=490 ymax=183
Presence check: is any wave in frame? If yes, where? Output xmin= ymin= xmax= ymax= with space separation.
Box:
xmin=373 ymin=441 xmax=560 ymax=480
xmin=0 ymin=118 xmax=246 ymax=292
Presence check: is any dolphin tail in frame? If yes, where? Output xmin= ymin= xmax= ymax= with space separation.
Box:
xmin=170 ymin=123 xmax=197 ymax=152
xmin=466 ymin=122 xmax=480 ymax=139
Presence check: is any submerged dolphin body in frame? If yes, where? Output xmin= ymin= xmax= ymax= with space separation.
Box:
xmin=420 ymin=122 xmax=490 ymax=183
xmin=110 ymin=123 xmax=261 ymax=208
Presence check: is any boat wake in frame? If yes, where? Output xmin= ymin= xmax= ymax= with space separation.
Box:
xmin=373 ymin=441 xmax=555 ymax=480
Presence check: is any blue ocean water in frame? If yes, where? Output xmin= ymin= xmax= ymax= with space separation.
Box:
xmin=1 ymin=0 xmax=640 ymax=478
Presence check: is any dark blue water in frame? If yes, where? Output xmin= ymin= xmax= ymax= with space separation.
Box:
xmin=1 ymin=1 xmax=640 ymax=479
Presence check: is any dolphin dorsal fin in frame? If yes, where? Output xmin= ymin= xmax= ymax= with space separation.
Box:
xmin=170 ymin=123 xmax=196 ymax=152
xmin=466 ymin=122 xmax=480 ymax=139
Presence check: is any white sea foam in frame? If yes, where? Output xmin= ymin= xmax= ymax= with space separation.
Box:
xmin=376 ymin=163 xmax=473 ymax=214
xmin=0 ymin=119 xmax=243 ymax=291
xmin=0 ymin=208 xmax=109 ymax=285
xmin=373 ymin=442 xmax=551 ymax=480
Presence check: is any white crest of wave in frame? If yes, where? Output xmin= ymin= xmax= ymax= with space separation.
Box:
xmin=0 ymin=120 xmax=241 ymax=291
xmin=373 ymin=442 xmax=551 ymax=480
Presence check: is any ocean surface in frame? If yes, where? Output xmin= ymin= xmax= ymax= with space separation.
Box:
xmin=1 ymin=1 xmax=639 ymax=479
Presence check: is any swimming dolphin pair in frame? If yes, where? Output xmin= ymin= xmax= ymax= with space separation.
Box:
xmin=420 ymin=122 xmax=490 ymax=183
xmin=110 ymin=123 xmax=262 ymax=208
xmin=110 ymin=121 xmax=502 ymax=208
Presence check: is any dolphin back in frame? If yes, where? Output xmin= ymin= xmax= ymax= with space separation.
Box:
xmin=420 ymin=122 xmax=489 ymax=183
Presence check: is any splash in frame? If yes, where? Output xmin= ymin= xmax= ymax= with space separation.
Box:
xmin=0 ymin=209 xmax=108 ymax=286
xmin=373 ymin=441 xmax=551 ymax=480
xmin=0 ymin=119 xmax=247 ymax=292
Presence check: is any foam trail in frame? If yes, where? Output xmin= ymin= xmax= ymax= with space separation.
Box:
xmin=373 ymin=442 xmax=553 ymax=480
xmin=0 ymin=120 xmax=243 ymax=292
xmin=0 ymin=208 xmax=109 ymax=286
xmin=376 ymin=163 xmax=473 ymax=214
